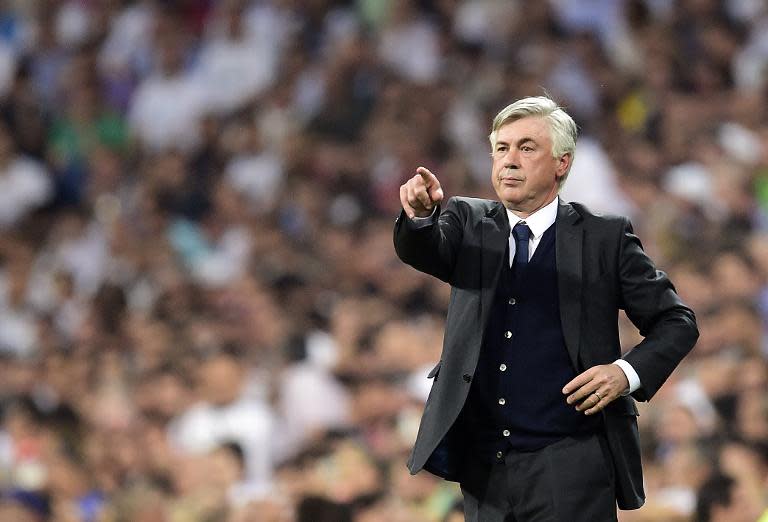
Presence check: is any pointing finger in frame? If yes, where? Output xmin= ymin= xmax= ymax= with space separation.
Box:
xmin=416 ymin=167 xmax=440 ymax=190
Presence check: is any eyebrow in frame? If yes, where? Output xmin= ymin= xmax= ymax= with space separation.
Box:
xmin=496 ymin=137 xmax=537 ymax=147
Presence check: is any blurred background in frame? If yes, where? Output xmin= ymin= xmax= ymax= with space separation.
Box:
xmin=0 ymin=0 xmax=766 ymax=520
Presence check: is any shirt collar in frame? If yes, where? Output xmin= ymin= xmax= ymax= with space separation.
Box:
xmin=505 ymin=196 xmax=559 ymax=239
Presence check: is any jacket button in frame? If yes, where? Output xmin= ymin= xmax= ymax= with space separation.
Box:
xmin=462 ymin=374 xmax=472 ymax=383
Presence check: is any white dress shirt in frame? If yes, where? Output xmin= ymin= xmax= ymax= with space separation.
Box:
xmin=505 ymin=195 xmax=559 ymax=265
xmin=411 ymin=197 xmax=642 ymax=395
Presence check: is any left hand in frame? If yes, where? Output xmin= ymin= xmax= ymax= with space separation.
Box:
xmin=562 ymin=364 xmax=629 ymax=415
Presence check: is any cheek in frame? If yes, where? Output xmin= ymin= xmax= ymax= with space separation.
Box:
xmin=490 ymin=165 xmax=501 ymax=182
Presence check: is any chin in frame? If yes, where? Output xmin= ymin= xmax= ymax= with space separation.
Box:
xmin=499 ymin=190 xmax=523 ymax=202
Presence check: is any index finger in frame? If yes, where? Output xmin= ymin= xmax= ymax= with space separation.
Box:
xmin=562 ymin=368 xmax=596 ymax=394
xmin=416 ymin=166 xmax=438 ymax=188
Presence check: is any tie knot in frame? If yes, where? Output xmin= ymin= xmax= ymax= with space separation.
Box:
xmin=512 ymin=222 xmax=531 ymax=241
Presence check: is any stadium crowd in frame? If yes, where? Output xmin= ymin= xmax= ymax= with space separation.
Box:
xmin=0 ymin=0 xmax=767 ymax=520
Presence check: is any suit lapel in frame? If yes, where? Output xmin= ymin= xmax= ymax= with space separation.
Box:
xmin=556 ymin=201 xmax=583 ymax=370
xmin=480 ymin=202 xmax=510 ymax=332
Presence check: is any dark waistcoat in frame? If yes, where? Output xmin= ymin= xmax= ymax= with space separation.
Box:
xmin=458 ymin=222 xmax=598 ymax=462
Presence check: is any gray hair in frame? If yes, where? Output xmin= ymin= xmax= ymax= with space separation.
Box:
xmin=488 ymin=96 xmax=578 ymax=184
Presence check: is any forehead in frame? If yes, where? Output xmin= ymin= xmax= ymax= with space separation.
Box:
xmin=496 ymin=116 xmax=551 ymax=143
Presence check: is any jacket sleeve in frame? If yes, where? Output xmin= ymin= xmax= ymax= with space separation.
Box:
xmin=393 ymin=197 xmax=465 ymax=283
xmin=617 ymin=217 xmax=699 ymax=401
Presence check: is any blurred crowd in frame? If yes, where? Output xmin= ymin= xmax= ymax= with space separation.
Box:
xmin=0 ymin=0 xmax=767 ymax=520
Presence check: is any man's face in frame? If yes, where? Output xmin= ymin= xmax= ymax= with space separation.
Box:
xmin=713 ymin=481 xmax=760 ymax=522
xmin=490 ymin=116 xmax=571 ymax=216
xmin=199 ymin=356 xmax=242 ymax=406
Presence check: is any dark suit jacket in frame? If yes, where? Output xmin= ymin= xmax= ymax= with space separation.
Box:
xmin=393 ymin=197 xmax=699 ymax=510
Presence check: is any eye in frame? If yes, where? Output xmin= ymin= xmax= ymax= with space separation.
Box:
xmin=521 ymin=145 xmax=534 ymax=152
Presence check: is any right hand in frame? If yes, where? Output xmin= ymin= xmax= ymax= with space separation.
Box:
xmin=399 ymin=166 xmax=444 ymax=219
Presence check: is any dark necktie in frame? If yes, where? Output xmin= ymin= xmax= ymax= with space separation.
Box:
xmin=512 ymin=222 xmax=531 ymax=268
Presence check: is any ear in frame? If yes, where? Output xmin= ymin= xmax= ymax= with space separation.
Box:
xmin=555 ymin=153 xmax=571 ymax=180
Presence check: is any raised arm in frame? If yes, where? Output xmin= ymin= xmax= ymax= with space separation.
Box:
xmin=394 ymin=167 xmax=463 ymax=282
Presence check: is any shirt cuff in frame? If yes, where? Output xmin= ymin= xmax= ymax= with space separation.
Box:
xmin=612 ymin=359 xmax=641 ymax=396
xmin=409 ymin=206 xmax=438 ymax=229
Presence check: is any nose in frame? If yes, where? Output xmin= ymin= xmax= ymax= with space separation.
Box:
xmin=503 ymin=148 xmax=519 ymax=169
xmin=504 ymin=158 xmax=519 ymax=170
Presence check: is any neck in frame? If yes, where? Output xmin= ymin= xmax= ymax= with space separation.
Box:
xmin=505 ymin=194 xmax=558 ymax=219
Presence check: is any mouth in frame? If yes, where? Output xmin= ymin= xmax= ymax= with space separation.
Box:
xmin=499 ymin=176 xmax=524 ymax=185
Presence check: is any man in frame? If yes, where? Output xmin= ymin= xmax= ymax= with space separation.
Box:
xmin=168 ymin=349 xmax=275 ymax=495
xmin=394 ymin=96 xmax=698 ymax=521
xmin=695 ymin=473 xmax=759 ymax=522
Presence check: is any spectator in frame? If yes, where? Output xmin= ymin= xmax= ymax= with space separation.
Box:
xmin=168 ymin=348 xmax=275 ymax=496
xmin=0 ymin=1 xmax=765 ymax=520
xmin=194 ymin=1 xmax=277 ymax=115
xmin=695 ymin=472 xmax=759 ymax=522
xmin=0 ymin=121 xmax=51 ymax=228
xmin=128 ymin=12 xmax=205 ymax=152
